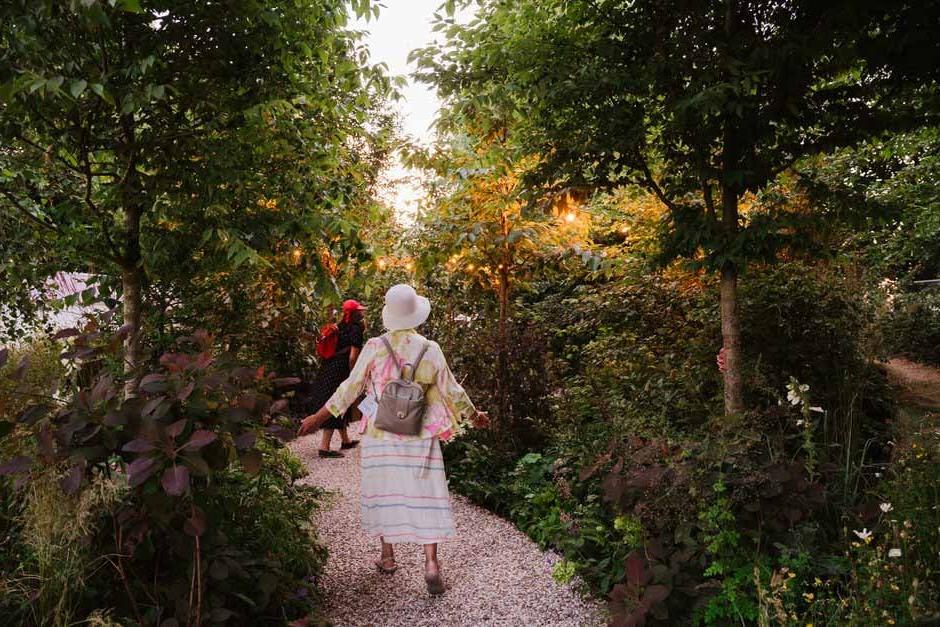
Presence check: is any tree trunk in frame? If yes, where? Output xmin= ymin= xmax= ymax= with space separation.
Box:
xmin=495 ymin=259 xmax=511 ymax=429
xmin=118 ymin=21 xmax=146 ymax=397
xmin=497 ymin=264 xmax=509 ymax=346
xmin=719 ymin=1 xmax=744 ymax=415
xmin=720 ymin=187 xmax=745 ymax=415
xmin=490 ymin=212 xmax=515 ymax=430
xmin=719 ymin=262 xmax=744 ymax=414
xmin=122 ymin=203 xmax=144 ymax=397
xmin=121 ymin=266 xmax=143 ymax=394
xmin=120 ymin=117 xmax=144 ymax=396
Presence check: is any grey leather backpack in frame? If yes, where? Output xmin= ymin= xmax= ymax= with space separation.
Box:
xmin=373 ymin=335 xmax=430 ymax=436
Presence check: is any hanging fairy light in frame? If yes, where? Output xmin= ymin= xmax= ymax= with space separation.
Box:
xmin=555 ymin=189 xmax=581 ymax=226
xmin=318 ymin=247 xmax=338 ymax=276
xmin=290 ymin=246 xmax=303 ymax=265
xmin=375 ymin=256 xmax=417 ymax=272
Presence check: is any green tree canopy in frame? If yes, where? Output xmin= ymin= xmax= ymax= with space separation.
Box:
xmin=0 ymin=0 xmax=395 ymax=373
xmin=414 ymin=0 xmax=940 ymax=414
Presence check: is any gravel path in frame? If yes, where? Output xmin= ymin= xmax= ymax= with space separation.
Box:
xmin=290 ymin=431 xmax=607 ymax=627
xmin=884 ymin=357 xmax=940 ymax=410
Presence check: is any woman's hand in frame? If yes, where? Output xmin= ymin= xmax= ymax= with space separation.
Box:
xmin=298 ymin=406 xmax=331 ymax=437
xmin=471 ymin=410 xmax=490 ymax=429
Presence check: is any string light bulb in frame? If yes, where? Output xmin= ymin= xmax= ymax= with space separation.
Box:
xmin=565 ymin=211 xmax=577 ymax=224
xmin=377 ymin=258 xmax=387 ymax=270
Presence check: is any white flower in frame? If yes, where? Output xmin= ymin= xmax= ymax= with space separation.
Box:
xmin=810 ymin=406 xmax=825 ymax=413
xmin=888 ymin=548 xmax=902 ymax=558
xmin=796 ymin=419 xmax=805 ymax=426
xmin=853 ymin=528 xmax=873 ymax=541
xmin=787 ymin=390 xmax=800 ymax=405
xmin=880 ymin=503 xmax=893 ymax=513
xmin=800 ymin=384 xmax=809 ymax=392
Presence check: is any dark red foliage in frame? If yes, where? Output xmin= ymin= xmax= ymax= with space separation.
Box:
xmin=184 ymin=505 xmax=207 ymax=537
xmin=600 ymin=425 xmax=828 ymax=625
xmin=59 ymin=466 xmax=82 ymax=493
xmin=0 ymin=323 xmax=310 ymax=623
xmin=0 ymin=455 xmax=32 ymax=475
xmin=0 ymin=324 xmax=299 ymax=540
xmin=161 ymin=465 xmax=190 ymax=496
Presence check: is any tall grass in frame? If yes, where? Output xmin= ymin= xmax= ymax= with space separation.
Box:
xmin=1 ymin=471 xmax=125 ymax=626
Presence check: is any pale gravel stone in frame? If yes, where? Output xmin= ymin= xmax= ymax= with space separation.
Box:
xmin=290 ymin=431 xmax=608 ymax=627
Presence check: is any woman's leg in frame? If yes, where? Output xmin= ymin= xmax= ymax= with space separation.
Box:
xmin=375 ymin=538 xmax=396 ymax=572
xmin=424 ymin=543 xmax=439 ymax=574
xmin=319 ymin=429 xmax=333 ymax=451
xmin=424 ymin=543 xmax=445 ymax=594
xmin=338 ymin=411 xmax=359 ymax=449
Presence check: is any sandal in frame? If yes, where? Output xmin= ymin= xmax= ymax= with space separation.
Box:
xmin=340 ymin=441 xmax=360 ymax=450
xmin=318 ymin=450 xmax=343 ymax=458
xmin=425 ymin=570 xmax=446 ymax=595
xmin=375 ymin=558 xmax=398 ymax=574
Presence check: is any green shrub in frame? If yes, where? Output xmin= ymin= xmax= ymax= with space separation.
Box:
xmin=881 ymin=290 xmax=940 ymax=366
xmin=756 ymin=409 xmax=940 ymax=625
xmin=423 ymin=277 xmax=555 ymax=445
xmin=442 ymin=260 xmax=904 ymax=625
xmin=0 ymin=326 xmax=325 ymax=625
xmin=523 ymin=260 xmax=888 ymax=443
xmin=1 ymin=337 xmax=68 ymax=595
xmin=739 ymin=263 xmax=871 ymax=406
xmin=530 ymin=269 xmax=721 ymax=436
xmin=0 ymin=440 xmax=325 ymax=626
xmin=0 ymin=337 xmax=65 ymax=457
xmin=442 ymin=429 xmax=516 ymax=514
xmin=0 ymin=470 xmax=126 ymax=625
xmin=445 ymin=437 xmax=644 ymax=594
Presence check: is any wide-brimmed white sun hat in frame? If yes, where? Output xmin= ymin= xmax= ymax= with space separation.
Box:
xmin=382 ymin=284 xmax=431 ymax=331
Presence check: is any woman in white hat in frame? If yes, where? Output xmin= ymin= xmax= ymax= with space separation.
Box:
xmin=299 ymin=284 xmax=488 ymax=595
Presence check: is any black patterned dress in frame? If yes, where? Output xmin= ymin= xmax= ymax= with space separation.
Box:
xmin=306 ymin=321 xmax=365 ymax=430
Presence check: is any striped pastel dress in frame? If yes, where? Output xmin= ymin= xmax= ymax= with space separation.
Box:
xmin=324 ymin=329 xmax=477 ymax=544
xmin=359 ymin=437 xmax=454 ymax=543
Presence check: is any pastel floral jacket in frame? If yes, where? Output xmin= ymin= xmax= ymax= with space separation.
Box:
xmin=324 ymin=329 xmax=476 ymax=441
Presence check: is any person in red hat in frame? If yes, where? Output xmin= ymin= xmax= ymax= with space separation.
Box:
xmin=305 ymin=299 xmax=367 ymax=457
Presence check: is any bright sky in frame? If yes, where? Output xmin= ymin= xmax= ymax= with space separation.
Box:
xmin=355 ymin=1 xmax=467 ymax=222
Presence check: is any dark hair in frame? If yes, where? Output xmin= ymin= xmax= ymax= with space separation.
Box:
xmin=344 ymin=308 xmax=365 ymax=326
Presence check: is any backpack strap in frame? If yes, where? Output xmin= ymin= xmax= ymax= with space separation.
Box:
xmin=379 ymin=335 xmax=401 ymax=376
xmin=405 ymin=342 xmax=430 ymax=382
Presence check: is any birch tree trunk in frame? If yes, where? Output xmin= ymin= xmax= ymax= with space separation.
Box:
xmin=720 ymin=186 xmax=745 ymax=415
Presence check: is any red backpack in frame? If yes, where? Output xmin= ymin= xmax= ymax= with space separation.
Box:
xmin=315 ymin=323 xmax=340 ymax=360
